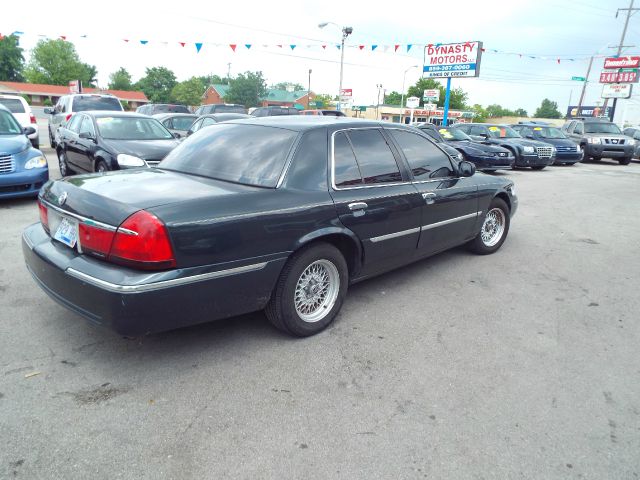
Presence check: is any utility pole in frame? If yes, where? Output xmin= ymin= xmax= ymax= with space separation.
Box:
xmin=227 ymin=63 xmax=231 ymax=83
xmin=577 ymin=56 xmax=594 ymax=112
xmin=605 ymin=0 xmax=639 ymax=122
xmin=308 ymin=69 xmax=312 ymax=108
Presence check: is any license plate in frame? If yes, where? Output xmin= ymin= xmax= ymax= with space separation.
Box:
xmin=54 ymin=217 xmax=78 ymax=248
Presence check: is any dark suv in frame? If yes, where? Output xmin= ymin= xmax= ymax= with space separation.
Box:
xmin=194 ymin=104 xmax=246 ymax=115
xmin=562 ymin=118 xmax=634 ymax=165
xmin=251 ymin=106 xmax=300 ymax=117
xmin=136 ymin=104 xmax=191 ymax=115
xmin=512 ymin=123 xmax=582 ymax=165
xmin=452 ymin=123 xmax=555 ymax=170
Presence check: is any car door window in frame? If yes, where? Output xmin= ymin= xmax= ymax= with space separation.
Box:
xmin=333 ymin=131 xmax=363 ymax=187
xmin=67 ymin=114 xmax=83 ymax=133
xmin=390 ymin=130 xmax=454 ymax=180
xmin=421 ymin=129 xmax=441 ymax=142
xmin=455 ymin=124 xmax=470 ymax=134
xmin=574 ymin=123 xmax=583 ymax=135
xmin=347 ymin=129 xmax=402 ymax=185
xmin=201 ymin=117 xmax=217 ymax=128
xmin=470 ymin=125 xmax=487 ymax=136
xmin=79 ymin=117 xmax=95 ymax=137
xmin=190 ymin=119 xmax=203 ymax=132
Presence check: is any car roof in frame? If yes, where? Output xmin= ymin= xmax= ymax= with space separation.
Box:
xmin=223 ymin=116 xmax=407 ymax=132
xmin=153 ymin=113 xmax=197 ymax=119
xmin=200 ymin=113 xmax=252 ymax=121
xmin=514 ymin=123 xmax=559 ymax=127
xmin=80 ymin=111 xmax=151 ymax=119
xmin=66 ymin=93 xmax=117 ymax=98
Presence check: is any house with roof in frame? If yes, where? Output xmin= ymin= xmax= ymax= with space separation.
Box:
xmin=0 ymin=81 xmax=149 ymax=109
xmin=202 ymin=84 xmax=315 ymax=109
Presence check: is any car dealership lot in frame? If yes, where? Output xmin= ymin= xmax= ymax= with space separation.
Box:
xmin=1 ymin=159 xmax=639 ymax=479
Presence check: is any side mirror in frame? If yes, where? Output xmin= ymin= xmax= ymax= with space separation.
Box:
xmin=44 ymin=107 xmax=53 ymax=115
xmin=458 ymin=160 xmax=476 ymax=177
xmin=79 ymin=131 xmax=95 ymax=141
xmin=23 ymin=126 xmax=36 ymax=136
xmin=172 ymin=131 xmax=182 ymax=139
xmin=526 ymin=134 xmax=535 ymax=139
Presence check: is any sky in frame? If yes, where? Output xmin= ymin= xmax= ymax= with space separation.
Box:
xmin=3 ymin=0 xmax=640 ymax=123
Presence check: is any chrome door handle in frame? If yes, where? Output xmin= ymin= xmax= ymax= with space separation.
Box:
xmin=348 ymin=202 xmax=368 ymax=211
xmin=422 ymin=192 xmax=436 ymax=204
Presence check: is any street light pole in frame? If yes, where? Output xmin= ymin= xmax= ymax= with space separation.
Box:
xmin=400 ymin=65 xmax=418 ymax=124
xmin=319 ymin=22 xmax=353 ymax=112
xmin=308 ymin=69 xmax=312 ymax=108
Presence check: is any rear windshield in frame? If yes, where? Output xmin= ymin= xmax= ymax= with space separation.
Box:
xmin=72 ymin=96 xmax=123 ymax=112
xmin=153 ymin=104 xmax=191 ymax=114
xmin=584 ymin=122 xmax=621 ymax=134
xmin=96 ymin=117 xmax=173 ymax=140
xmin=159 ymin=124 xmax=297 ymax=187
xmin=321 ymin=110 xmax=345 ymax=117
xmin=0 ymin=98 xmax=26 ymax=113
xmin=209 ymin=105 xmax=246 ymax=114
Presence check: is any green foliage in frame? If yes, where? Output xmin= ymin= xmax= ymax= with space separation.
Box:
xmin=406 ymin=78 xmax=468 ymax=110
xmin=170 ymin=77 xmax=205 ymax=106
xmin=20 ymin=94 xmax=31 ymax=104
xmin=224 ymin=71 xmax=267 ymax=108
xmin=0 ymin=35 xmax=25 ymax=81
xmin=43 ymin=98 xmax=52 ymax=107
xmin=485 ymin=104 xmax=528 ymax=118
xmin=534 ymin=99 xmax=562 ymax=119
xmin=470 ymin=104 xmax=488 ymax=122
xmin=385 ymin=91 xmax=402 ymax=106
xmin=312 ymin=93 xmax=333 ymax=108
xmin=120 ymin=100 xmax=129 ymax=111
xmin=135 ymin=67 xmax=177 ymax=103
xmin=108 ymin=67 xmax=133 ymax=91
xmin=197 ymin=74 xmax=228 ymax=86
xmin=271 ymin=82 xmax=305 ymax=91
xmin=23 ymin=39 xmax=97 ymax=86
xmin=514 ymin=108 xmax=528 ymax=117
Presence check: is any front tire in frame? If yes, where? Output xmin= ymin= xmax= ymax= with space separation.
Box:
xmin=57 ymin=150 xmax=74 ymax=176
xmin=265 ymin=243 xmax=348 ymax=337
xmin=468 ymin=198 xmax=510 ymax=255
xmin=531 ymin=165 xmax=546 ymax=170
xmin=95 ymin=160 xmax=109 ymax=173
xmin=619 ymin=157 xmax=631 ymax=165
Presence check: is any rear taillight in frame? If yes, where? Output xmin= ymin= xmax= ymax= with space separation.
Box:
xmin=66 ymin=114 xmax=72 ymax=122
xmin=108 ymin=210 xmax=176 ymax=270
xmin=37 ymin=199 xmax=49 ymax=231
xmin=30 ymin=114 xmax=37 ymax=124
xmin=79 ymin=223 xmax=115 ymax=258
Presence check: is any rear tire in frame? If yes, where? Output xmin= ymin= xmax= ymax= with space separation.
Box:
xmin=531 ymin=166 xmax=546 ymax=170
xmin=468 ymin=198 xmax=510 ymax=255
xmin=619 ymin=157 xmax=631 ymax=165
xmin=265 ymin=242 xmax=348 ymax=337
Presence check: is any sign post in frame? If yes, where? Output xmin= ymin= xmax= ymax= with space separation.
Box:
xmin=423 ymin=41 xmax=482 ymax=126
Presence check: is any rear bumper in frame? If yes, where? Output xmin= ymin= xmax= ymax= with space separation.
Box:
xmin=0 ymin=167 xmax=49 ymax=199
xmin=23 ymin=223 xmax=287 ymax=336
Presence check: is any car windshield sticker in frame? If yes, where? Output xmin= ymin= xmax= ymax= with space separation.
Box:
xmin=488 ymin=126 xmax=499 ymax=131
xmin=439 ymin=129 xmax=453 ymax=139
xmin=534 ymin=127 xmax=542 ymax=131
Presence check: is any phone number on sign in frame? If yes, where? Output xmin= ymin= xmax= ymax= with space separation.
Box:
xmin=425 ymin=64 xmax=475 ymax=72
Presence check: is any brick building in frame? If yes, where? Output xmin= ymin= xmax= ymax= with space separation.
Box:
xmin=202 ymin=84 xmax=315 ymax=108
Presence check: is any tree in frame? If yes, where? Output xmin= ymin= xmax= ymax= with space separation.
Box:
xmin=470 ymin=104 xmax=488 ymax=122
xmin=135 ymin=67 xmax=177 ymax=103
xmin=271 ymin=82 xmax=305 ymax=91
xmin=385 ymin=91 xmax=402 ymax=106
xmin=312 ymin=93 xmax=334 ymax=108
xmin=108 ymin=67 xmax=133 ymax=91
xmin=406 ymin=78 xmax=468 ymax=109
xmin=224 ymin=71 xmax=267 ymax=107
xmin=0 ymin=34 xmax=25 ymax=81
xmin=197 ymin=73 xmax=228 ymax=86
xmin=171 ymin=77 xmax=205 ymax=105
xmin=514 ymin=108 xmax=528 ymax=117
xmin=534 ymin=99 xmax=562 ymax=118
xmin=23 ymin=39 xmax=97 ymax=86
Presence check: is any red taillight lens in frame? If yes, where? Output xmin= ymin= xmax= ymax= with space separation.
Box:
xmin=37 ymin=199 xmax=49 ymax=231
xmin=79 ymin=223 xmax=115 ymax=258
xmin=30 ymin=114 xmax=37 ymax=124
xmin=66 ymin=114 xmax=72 ymax=122
xmin=108 ymin=210 xmax=176 ymax=270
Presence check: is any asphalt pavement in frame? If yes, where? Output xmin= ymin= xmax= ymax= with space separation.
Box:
xmin=1 ymin=150 xmax=639 ymax=479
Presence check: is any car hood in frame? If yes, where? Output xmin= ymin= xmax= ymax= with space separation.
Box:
xmin=101 ymin=138 xmax=180 ymax=161
xmin=584 ymin=133 xmax=629 ymax=140
xmin=0 ymin=134 xmax=30 ymax=155
xmin=530 ymin=137 xmax=576 ymax=147
xmin=448 ymin=140 xmax=510 ymax=154
xmin=40 ymin=168 xmax=264 ymax=227
xmin=488 ymin=138 xmax=549 ymax=148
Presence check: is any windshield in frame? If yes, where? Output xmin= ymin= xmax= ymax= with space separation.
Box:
xmin=0 ymin=110 xmax=22 ymax=134
xmin=584 ymin=122 xmax=622 ymax=134
xmin=532 ymin=126 xmax=567 ymax=138
xmin=159 ymin=124 xmax=298 ymax=188
xmin=440 ymin=128 xmax=470 ymax=140
xmin=96 ymin=117 xmax=174 ymax=140
xmin=72 ymin=96 xmax=123 ymax=112
xmin=487 ymin=126 xmax=521 ymax=138
xmin=0 ymin=98 xmax=26 ymax=113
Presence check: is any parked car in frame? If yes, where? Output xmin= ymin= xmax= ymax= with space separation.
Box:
xmin=417 ymin=123 xmax=515 ymax=172
xmin=136 ymin=104 xmax=191 ymax=115
xmin=194 ymin=104 xmax=246 ymax=115
xmin=45 ymin=94 xmax=123 ymax=148
xmin=622 ymin=126 xmax=640 ymax=158
xmin=562 ymin=117 xmax=634 ymax=165
xmin=187 ymin=113 xmax=251 ymax=136
xmin=512 ymin=123 xmax=583 ymax=165
xmin=452 ymin=123 xmax=555 ymax=170
xmin=251 ymin=106 xmax=300 ymax=117
xmin=55 ymin=111 xmax=180 ymax=176
xmin=0 ymin=105 xmax=49 ymax=199
xmin=300 ymin=109 xmax=346 ymax=117
xmin=0 ymin=94 xmax=39 ymax=148
xmin=25 ymin=117 xmax=517 ymax=337
xmin=153 ymin=113 xmax=198 ymax=138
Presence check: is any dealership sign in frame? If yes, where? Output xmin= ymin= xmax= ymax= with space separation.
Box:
xmin=602 ymin=83 xmax=632 ymax=99
xmin=423 ymin=41 xmax=483 ymax=78
xmin=600 ymin=69 xmax=639 ymax=83
xmin=339 ymin=88 xmax=352 ymax=103
xmin=604 ymin=56 xmax=640 ymax=69
xmin=423 ymin=89 xmax=440 ymax=101
xmin=566 ymin=105 xmax=612 ymax=118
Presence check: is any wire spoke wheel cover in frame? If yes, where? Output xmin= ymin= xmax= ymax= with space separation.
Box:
xmin=294 ymin=259 xmax=340 ymax=323
xmin=481 ymin=207 xmax=506 ymax=247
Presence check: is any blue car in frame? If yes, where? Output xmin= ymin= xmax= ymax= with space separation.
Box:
xmin=512 ymin=123 xmax=583 ymax=165
xmin=0 ymin=104 xmax=49 ymax=199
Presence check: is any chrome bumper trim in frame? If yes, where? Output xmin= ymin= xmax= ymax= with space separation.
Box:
xmin=421 ymin=212 xmax=480 ymax=231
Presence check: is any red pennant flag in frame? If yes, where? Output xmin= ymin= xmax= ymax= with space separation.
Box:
xmin=394 ymin=44 xmax=400 ymax=52
xmin=123 ymin=39 xmax=129 ymax=42
xmin=179 ymin=42 xmax=186 ymax=47
xmin=277 ymin=44 xmax=283 ymax=48
xmin=230 ymin=44 xmax=237 ymax=51
xmin=481 ymin=48 xmax=485 ymax=52
xmin=322 ymin=45 xmax=327 ymax=49
xmin=557 ymin=58 xmax=560 ymax=64
xmin=359 ymin=45 xmax=364 ymax=50
xmin=60 ymin=36 xmax=66 ymax=40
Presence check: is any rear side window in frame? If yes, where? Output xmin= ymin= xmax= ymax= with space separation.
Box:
xmin=347 ymin=129 xmax=402 ymax=185
xmin=0 ymin=98 xmax=26 ymax=113
xmin=79 ymin=117 xmax=95 ymax=136
xmin=72 ymin=96 xmax=122 ymax=112
xmin=333 ymin=132 xmax=362 ymax=187
xmin=171 ymin=116 xmax=197 ymax=130
xmin=390 ymin=130 xmax=454 ymax=180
